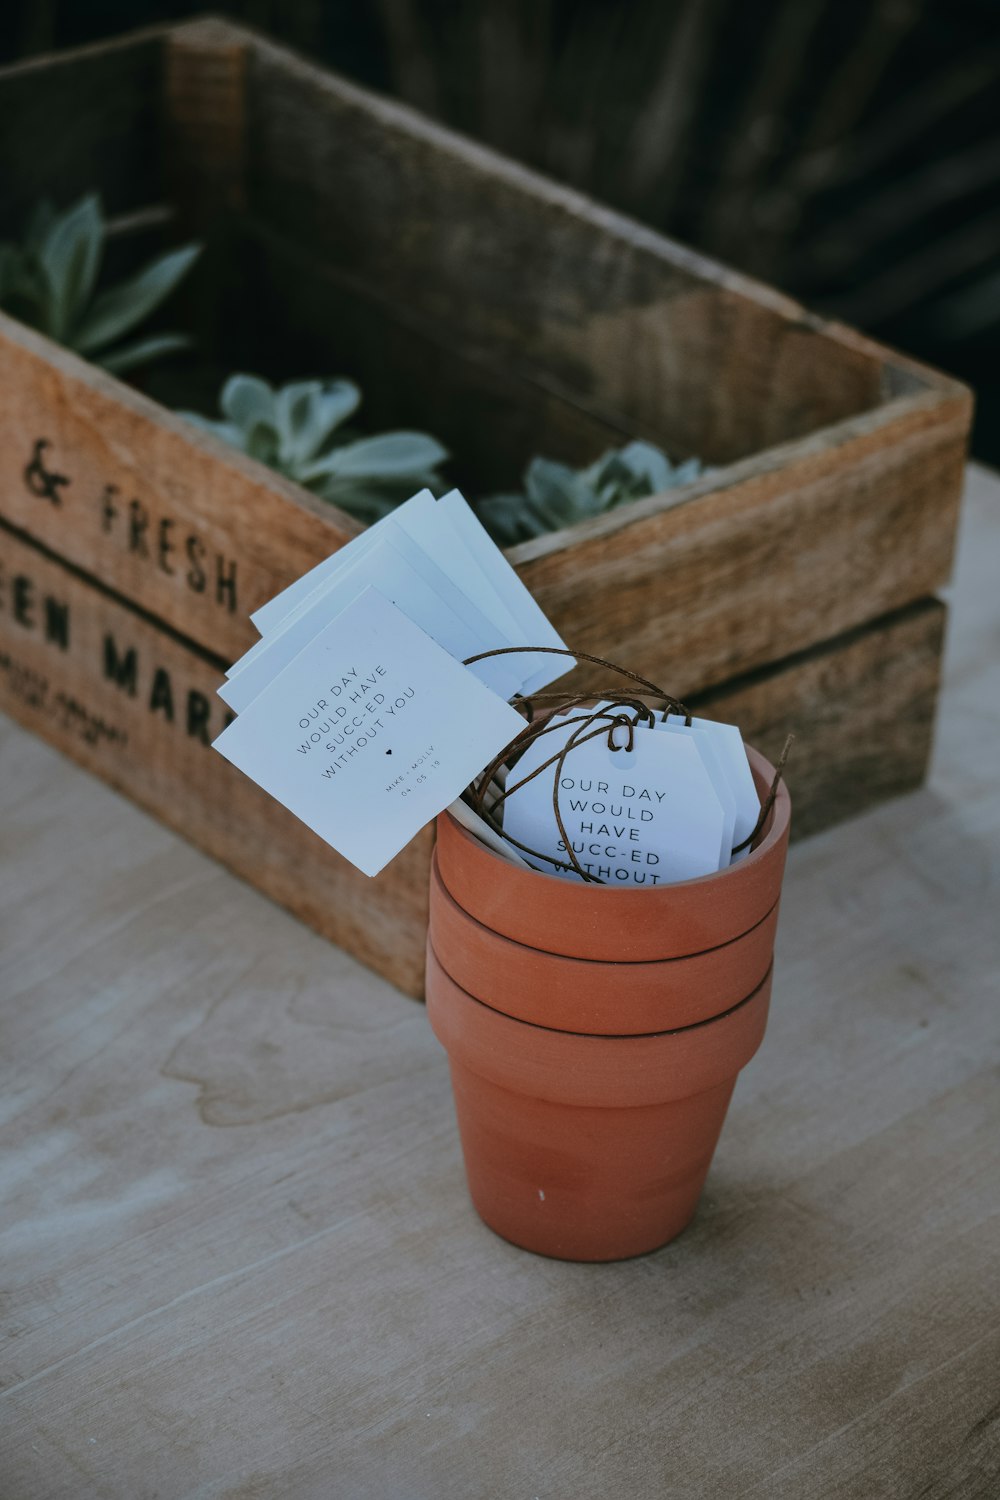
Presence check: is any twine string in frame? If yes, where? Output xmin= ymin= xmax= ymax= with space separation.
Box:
xmin=463 ymin=644 xmax=690 ymax=718
xmin=731 ymin=732 xmax=795 ymax=854
xmin=460 ymin=646 xmax=792 ymax=876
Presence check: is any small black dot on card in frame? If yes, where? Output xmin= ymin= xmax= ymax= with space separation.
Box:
xmin=385 ymin=749 xmax=392 ymax=755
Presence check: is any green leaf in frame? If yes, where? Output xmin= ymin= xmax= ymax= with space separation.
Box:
xmin=474 ymin=493 xmax=536 ymax=547
xmin=299 ymin=430 xmax=448 ymax=483
xmin=38 ymin=194 xmax=104 ymax=342
xmin=524 ymin=457 xmax=604 ymax=527
xmin=670 ymin=457 xmax=703 ymax=485
xmin=177 ymin=411 xmax=249 ymax=451
xmin=0 ymin=242 xmax=44 ymax=325
xmin=98 ymin=331 xmax=191 ymax=374
xmin=309 ymin=478 xmax=413 ymax=526
xmin=73 ymin=242 xmax=201 ymax=354
xmin=477 ymin=438 xmax=702 ymax=544
xmin=245 ymin=421 xmax=279 ymax=465
xmin=275 ymin=379 xmax=360 ymax=468
xmin=618 ymin=440 xmax=672 ymax=491
xmin=220 ymin=374 xmax=276 ymax=433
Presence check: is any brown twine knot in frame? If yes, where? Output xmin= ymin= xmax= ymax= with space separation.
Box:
xmin=462 ymin=646 xmax=792 ymax=881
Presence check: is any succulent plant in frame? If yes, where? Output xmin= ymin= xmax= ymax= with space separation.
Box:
xmin=180 ymin=374 xmax=450 ymax=525
xmin=476 ymin=440 xmax=703 ymax=546
xmin=0 ymin=194 xmax=201 ymax=374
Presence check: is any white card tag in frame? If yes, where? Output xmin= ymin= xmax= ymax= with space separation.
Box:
xmin=665 ymin=714 xmax=759 ymax=861
xmin=248 ymin=495 xmax=406 ymax=636
xmin=640 ymin=713 xmax=735 ymax=868
xmin=436 ymin=489 xmax=574 ymax=695
xmin=249 ymin=487 xmax=575 ymax=699
xmin=213 ymin=587 xmax=525 ymax=877
xmin=501 ymin=715 xmax=725 ymax=886
xmin=219 ymin=529 xmax=519 ymax=713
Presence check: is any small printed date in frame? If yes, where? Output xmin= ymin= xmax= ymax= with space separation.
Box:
xmin=387 ymin=745 xmax=441 ymax=797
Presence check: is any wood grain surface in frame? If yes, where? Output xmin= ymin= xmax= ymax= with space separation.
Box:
xmin=0 ymin=303 xmax=966 ymax=701
xmin=0 ymin=505 xmax=946 ymax=992
xmin=0 ymin=28 xmax=164 ymax=230
xmin=0 ymin=466 xmax=997 ymax=1498
xmin=0 ymin=313 xmax=358 ymax=665
xmin=244 ymin=21 xmax=889 ymax=463
xmin=0 ymin=23 xmax=974 ymax=993
xmin=691 ymin=597 xmax=946 ymax=838
xmin=0 ymin=519 xmax=430 ymax=997
xmin=0 ymin=22 xmax=972 ymax=694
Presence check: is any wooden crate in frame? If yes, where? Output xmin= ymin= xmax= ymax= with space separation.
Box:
xmin=0 ymin=19 xmax=971 ymax=996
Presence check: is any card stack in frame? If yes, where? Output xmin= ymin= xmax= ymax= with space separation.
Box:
xmin=500 ymin=702 xmax=761 ymax=887
xmin=213 ymin=489 xmax=574 ymax=876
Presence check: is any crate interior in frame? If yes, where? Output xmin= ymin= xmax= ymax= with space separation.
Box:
xmin=0 ymin=23 xmax=939 ymax=500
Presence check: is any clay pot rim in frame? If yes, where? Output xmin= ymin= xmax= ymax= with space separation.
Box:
xmin=431 ymin=845 xmax=781 ymax=967
xmin=427 ymin=944 xmax=773 ymax=1105
xmin=436 ymin=948 xmax=775 ymax=1042
xmin=444 ymin=744 xmax=790 ymax=896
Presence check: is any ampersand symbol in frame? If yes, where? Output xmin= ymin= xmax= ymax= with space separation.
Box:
xmin=23 ymin=439 xmax=70 ymax=506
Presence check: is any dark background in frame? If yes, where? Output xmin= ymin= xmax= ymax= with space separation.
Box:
xmin=3 ymin=0 xmax=998 ymax=461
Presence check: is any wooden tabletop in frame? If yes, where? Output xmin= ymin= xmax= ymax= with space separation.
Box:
xmin=2 ymin=469 xmax=998 ymax=1500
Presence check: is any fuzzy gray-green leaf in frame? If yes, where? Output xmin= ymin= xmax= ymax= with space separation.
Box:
xmin=220 ymin=374 xmax=276 ymax=434
xmin=73 ymin=242 xmax=201 ymax=354
xmin=99 ymin=331 xmax=192 ymax=374
xmin=478 ymin=439 xmax=703 ymax=544
xmin=177 ymin=411 xmax=249 ymax=451
xmin=275 ymin=379 xmax=361 ymax=468
xmin=35 ymin=195 xmax=104 ymax=342
xmin=299 ymin=430 xmax=448 ymax=483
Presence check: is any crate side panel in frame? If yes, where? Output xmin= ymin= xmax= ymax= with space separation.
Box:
xmin=0 ymin=512 xmax=946 ymax=989
xmin=0 ymin=522 xmax=429 ymax=997
xmin=695 ymin=599 xmax=946 ymax=838
xmin=0 ymin=316 xmax=357 ymax=661
xmin=238 ymin=224 xmax=630 ymax=491
xmin=0 ymin=32 xmax=166 ymax=230
xmin=518 ymin=394 xmax=968 ymax=697
xmin=245 ymin=39 xmax=887 ymax=465
xmin=0 ymin=313 xmax=968 ymax=702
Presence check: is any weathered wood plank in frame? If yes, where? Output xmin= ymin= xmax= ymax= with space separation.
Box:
xmin=0 ymin=468 xmax=997 ymax=1498
xmin=0 ymin=313 xmax=357 ymax=664
xmin=519 ymin=388 xmax=968 ymax=695
xmin=691 ymin=598 xmax=946 ymax=838
xmin=0 ymin=499 xmax=948 ymax=988
xmin=0 ymin=311 xmax=968 ymax=700
xmin=0 ymin=521 xmax=429 ymax=996
xmin=242 ymin=27 xmax=898 ymax=464
xmin=238 ymin=217 xmax=631 ymax=490
xmin=164 ymin=20 xmax=248 ymax=218
xmin=0 ymin=29 xmax=166 ymax=230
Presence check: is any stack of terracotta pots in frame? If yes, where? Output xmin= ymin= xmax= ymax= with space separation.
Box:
xmin=426 ymin=745 xmax=791 ymax=1262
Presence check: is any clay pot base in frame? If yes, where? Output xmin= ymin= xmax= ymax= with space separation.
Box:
xmin=427 ymin=744 xmax=789 ymax=1263
xmin=427 ymin=945 xmax=772 ymax=1262
xmin=449 ymin=1065 xmax=735 ymax=1262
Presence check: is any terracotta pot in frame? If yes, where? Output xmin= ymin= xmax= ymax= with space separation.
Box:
xmin=429 ymin=853 xmax=780 ymax=1033
xmin=435 ymin=747 xmax=790 ymax=961
xmin=427 ymin=947 xmax=772 ymax=1260
xmin=426 ymin=745 xmax=791 ymax=1261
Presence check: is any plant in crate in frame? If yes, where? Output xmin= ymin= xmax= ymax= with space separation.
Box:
xmin=476 ymin=441 xmax=703 ymax=545
xmin=0 ymin=195 xmax=201 ymax=374
xmin=180 ymin=374 xmax=450 ymax=525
